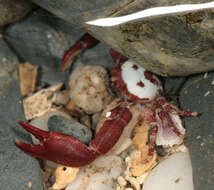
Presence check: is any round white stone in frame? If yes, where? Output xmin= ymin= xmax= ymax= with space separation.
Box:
xmin=142 ymin=152 xmax=194 ymax=190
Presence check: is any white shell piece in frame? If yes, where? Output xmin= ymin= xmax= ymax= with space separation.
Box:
xmin=156 ymin=113 xmax=185 ymax=147
xmin=121 ymin=61 xmax=158 ymax=101
xmin=142 ymin=152 xmax=194 ymax=190
xmin=66 ymin=155 xmax=124 ymax=190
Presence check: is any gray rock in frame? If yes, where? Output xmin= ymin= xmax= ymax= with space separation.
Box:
xmin=4 ymin=9 xmax=114 ymax=85
xmin=30 ymin=0 xmax=214 ymax=76
xmin=163 ymin=76 xmax=187 ymax=102
xmin=0 ymin=0 xmax=33 ymax=26
xmin=0 ymin=39 xmax=44 ymax=190
xmin=179 ymin=72 xmax=214 ymax=190
xmin=0 ymin=38 xmax=18 ymax=93
xmin=4 ymin=9 xmax=70 ymax=71
xmin=48 ymin=115 xmax=92 ymax=144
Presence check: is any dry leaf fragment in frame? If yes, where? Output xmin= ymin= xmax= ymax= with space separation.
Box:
xmin=53 ymin=165 xmax=79 ymax=190
xmin=18 ymin=62 xmax=38 ymax=96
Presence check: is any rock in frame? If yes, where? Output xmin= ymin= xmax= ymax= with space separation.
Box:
xmin=4 ymin=9 xmax=70 ymax=71
xmin=0 ymin=38 xmax=19 ymax=93
xmin=48 ymin=115 xmax=92 ymax=144
xmin=4 ymin=9 xmax=113 ymax=85
xmin=179 ymin=72 xmax=214 ymax=190
xmin=163 ymin=76 xmax=187 ymax=102
xmin=30 ymin=0 xmax=214 ymax=76
xmin=66 ymin=155 xmax=124 ymax=190
xmin=0 ymin=0 xmax=33 ymax=26
xmin=0 ymin=40 xmax=43 ymax=189
xmin=30 ymin=110 xmax=72 ymax=144
xmin=142 ymin=152 xmax=193 ymax=190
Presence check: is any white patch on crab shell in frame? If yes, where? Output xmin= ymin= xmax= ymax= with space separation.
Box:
xmin=121 ymin=61 xmax=158 ymax=101
xmin=142 ymin=152 xmax=194 ymax=190
xmin=156 ymin=112 xmax=186 ymax=147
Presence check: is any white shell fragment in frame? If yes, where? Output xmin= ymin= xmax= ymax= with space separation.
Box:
xmin=121 ymin=61 xmax=158 ymax=101
xmin=23 ymin=83 xmax=63 ymax=120
xmin=156 ymin=112 xmax=186 ymax=147
xmin=142 ymin=152 xmax=194 ymax=190
xmin=66 ymin=155 xmax=124 ymax=190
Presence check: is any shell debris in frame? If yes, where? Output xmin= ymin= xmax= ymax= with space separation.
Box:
xmin=18 ymin=62 xmax=38 ymax=97
xmin=53 ymin=165 xmax=79 ymax=190
xmin=130 ymin=120 xmax=157 ymax=176
xmin=23 ymin=83 xmax=63 ymax=120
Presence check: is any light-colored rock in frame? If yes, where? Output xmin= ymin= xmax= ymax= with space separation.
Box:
xmin=142 ymin=152 xmax=194 ymax=190
xmin=69 ymin=64 xmax=112 ymax=114
xmin=66 ymin=155 xmax=124 ymax=190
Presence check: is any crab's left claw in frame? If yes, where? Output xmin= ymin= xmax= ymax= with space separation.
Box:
xmin=15 ymin=122 xmax=98 ymax=167
xmin=62 ymin=33 xmax=99 ymax=71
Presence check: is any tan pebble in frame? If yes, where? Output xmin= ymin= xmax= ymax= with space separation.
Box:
xmin=118 ymin=176 xmax=127 ymax=186
xmin=125 ymin=188 xmax=133 ymax=190
xmin=28 ymin=181 xmax=32 ymax=188
xmin=52 ymin=165 xmax=79 ymax=190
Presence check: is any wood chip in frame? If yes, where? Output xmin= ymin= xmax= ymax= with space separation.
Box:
xmin=52 ymin=165 xmax=79 ymax=190
xmin=18 ymin=62 xmax=38 ymax=96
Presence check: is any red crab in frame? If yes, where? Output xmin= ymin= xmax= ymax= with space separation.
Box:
xmin=15 ymin=33 xmax=197 ymax=167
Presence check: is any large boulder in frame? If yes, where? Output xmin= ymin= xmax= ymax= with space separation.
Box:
xmin=0 ymin=0 xmax=33 ymax=26
xmin=30 ymin=0 xmax=214 ymax=76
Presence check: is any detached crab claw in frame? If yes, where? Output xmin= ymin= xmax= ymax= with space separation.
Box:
xmin=15 ymin=102 xmax=132 ymax=167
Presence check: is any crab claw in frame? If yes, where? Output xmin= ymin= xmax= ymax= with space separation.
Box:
xmin=15 ymin=122 xmax=98 ymax=167
xmin=15 ymin=102 xmax=132 ymax=167
xmin=62 ymin=33 xmax=99 ymax=71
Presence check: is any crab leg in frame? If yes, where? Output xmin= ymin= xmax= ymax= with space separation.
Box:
xmin=62 ymin=33 xmax=99 ymax=71
xmin=15 ymin=102 xmax=132 ymax=167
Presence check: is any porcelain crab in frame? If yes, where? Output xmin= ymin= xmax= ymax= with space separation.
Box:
xmin=15 ymin=33 xmax=196 ymax=167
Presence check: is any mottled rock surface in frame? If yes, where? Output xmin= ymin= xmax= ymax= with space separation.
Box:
xmin=179 ymin=72 xmax=214 ymax=190
xmin=0 ymin=0 xmax=33 ymax=26
xmin=4 ymin=9 xmax=114 ymax=85
xmin=0 ymin=39 xmax=43 ymax=190
xmin=0 ymin=38 xmax=18 ymax=92
xmin=48 ymin=115 xmax=92 ymax=144
xmin=30 ymin=0 xmax=214 ymax=76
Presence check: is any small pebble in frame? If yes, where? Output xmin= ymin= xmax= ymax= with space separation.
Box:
xmin=48 ymin=115 xmax=92 ymax=144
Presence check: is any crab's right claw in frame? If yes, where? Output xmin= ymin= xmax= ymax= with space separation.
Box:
xmin=15 ymin=122 xmax=98 ymax=167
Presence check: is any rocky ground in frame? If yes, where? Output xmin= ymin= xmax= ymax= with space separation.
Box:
xmin=0 ymin=1 xmax=213 ymax=190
